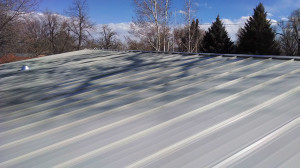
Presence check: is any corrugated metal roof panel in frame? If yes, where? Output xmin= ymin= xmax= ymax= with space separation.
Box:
xmin=0 ymin=50 xmax=299 ymax=167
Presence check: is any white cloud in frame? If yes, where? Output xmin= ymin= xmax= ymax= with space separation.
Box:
xmin=199 ymin=2 xmax=212 ymax=9
xmin=270 ymin=19 xmax=278 ymax=26
xmin=22 ymin=12 xmax=69 ymax=23
xmin=222 ymin=16 xmax=250 ymax=42
xmin=266 ymin=0 xmax=300 ymax=13
xmin=281 ymin=17 xmax=289 ymax=21
xmin=106 ymin=23 xmax=132 ymax=41
xmin=267 ymin=12 xmax=273 ymax=17
xmin=178 ymin=10 xmax=187 ymax=15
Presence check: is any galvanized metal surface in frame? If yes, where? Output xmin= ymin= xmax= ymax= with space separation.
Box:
xmin=0 ymin=50 xmax=299 ymax=168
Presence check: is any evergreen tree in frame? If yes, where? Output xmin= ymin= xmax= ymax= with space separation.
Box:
xmin=237 ymin=3 xmax=280 ymax=55
xmin=202 ymin=15 xmax=234 ymax=53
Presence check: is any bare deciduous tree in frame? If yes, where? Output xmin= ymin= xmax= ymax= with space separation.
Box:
xmin=183 ymin=0 xmax=198 ymax=52
xmin=278 ymin=21 xmax=297 ymax=55
xmin=18 ymin=11 xmax=76 ymax=55
xmin=66 ymin=0 xmax=93 ymax=50
xmin=290 ymin=9 xmax=300 ymax=55
xmin=98 ymin=24 xmax=121 ymax=49
xmin=125 ymin=36 xmax=151 ymax=51
xmin=55 ymin=19 xmax=74 ymax=53
xmin=43 ymin=11 xmax=59 ymax=53
xmin=20 ymin=17 xmax=48 ymax=55
xmin=278 ymin=9 xmax=300 ymax=56
xmin=43 ymin=11 xmax=75 ymax=54
xmin=0 ymin=0 xmax=39 ymax=54
xmin=162 ymin=0 xmax=170 ymax=52
xmin=131 ymin=0 xmax=171 ymax=51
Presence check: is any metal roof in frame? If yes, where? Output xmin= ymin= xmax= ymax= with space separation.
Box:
xmin=0 ymin=50 xmax=299 ymax=167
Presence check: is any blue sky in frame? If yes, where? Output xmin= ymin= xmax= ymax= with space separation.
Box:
xmin=38 ymin=0 xmax=300 ymax=41
xmin=38 ymin=0 xmax=300 ymax=24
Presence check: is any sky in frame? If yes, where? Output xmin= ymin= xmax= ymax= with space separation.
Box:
xmin=37 ymin=0 xmax=300 ymax=41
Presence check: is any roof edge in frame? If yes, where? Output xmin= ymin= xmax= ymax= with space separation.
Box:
xmin=126 ymin=50 xmax=300 ymax=61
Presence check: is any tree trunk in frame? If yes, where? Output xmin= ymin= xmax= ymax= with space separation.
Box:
xmin=164 ymin=0 xmax=169 ymax=52
xmin=78 ymin=21 xmax=82 ymax=50
xmin=298 ymin=40 xmax=300 ymax=56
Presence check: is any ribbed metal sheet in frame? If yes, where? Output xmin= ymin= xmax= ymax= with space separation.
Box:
xmin=0 ymin=50 xmax=299 ymax=168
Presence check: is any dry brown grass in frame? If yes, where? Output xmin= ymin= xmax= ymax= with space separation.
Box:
xmin=0 ymin=54 xmax=43 ymax=64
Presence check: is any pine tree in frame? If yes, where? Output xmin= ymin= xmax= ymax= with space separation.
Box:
xmin=202 ymin=15 xmax=234 ymax=53
xmin=237 ymin=3 xmax=280 ymax=55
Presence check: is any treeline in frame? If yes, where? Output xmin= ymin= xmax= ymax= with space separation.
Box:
xmin=0 ymin=0 xmax=91 ymax=56
xmin=129 ymin=1 xmax=300 ymax=56
xmin=0 ymin=0 xmax=121 ymax=57
xmin=0 ymin=0 xmax=300 ymax=58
